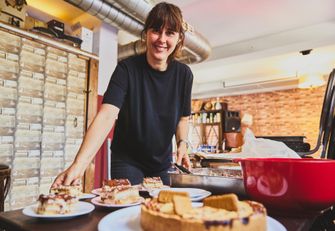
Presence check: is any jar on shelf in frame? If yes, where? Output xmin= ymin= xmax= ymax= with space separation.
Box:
xmin=214 ymin=97 xmax=222 ymax=110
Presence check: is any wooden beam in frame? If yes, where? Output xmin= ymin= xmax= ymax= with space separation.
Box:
xmin=83 ymin=58 xmax=99 ymax=193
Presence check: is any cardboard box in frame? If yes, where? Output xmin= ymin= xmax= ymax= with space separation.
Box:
xmin=0 ymin=0 xmax=27 ymax=28
xmin=24 ymin=15 xmax=47 ymax=30
xmin=72 ymin=26 xmax=93 ymax=53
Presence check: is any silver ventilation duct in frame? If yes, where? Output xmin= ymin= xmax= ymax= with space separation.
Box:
xmin=105 ymin=0 xmax=150 ymax=22
xmin=66 ymin=0 xmax=143 ymax=35
xmin=66 ymin=0 xmax=211 ymax=63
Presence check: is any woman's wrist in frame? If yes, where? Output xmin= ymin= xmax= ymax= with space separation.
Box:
xmin=73 ymin=158 xmax=88 ymax=169
xmin=177 ymin=139 xmax=189 ymax=148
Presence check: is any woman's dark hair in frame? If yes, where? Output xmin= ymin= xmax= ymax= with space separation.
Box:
xmin=142 ymin=2 xmax=185 ymax=61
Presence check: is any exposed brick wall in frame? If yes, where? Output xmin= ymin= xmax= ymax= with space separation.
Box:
xmin=0 ymin=29 xmax=87 ymax=210
xmin=193 ymin=86 xmax=326 ymax=154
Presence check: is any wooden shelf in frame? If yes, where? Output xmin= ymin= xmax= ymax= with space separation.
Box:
xmin=190 ymin=108 xmax=225 ymax=152
xmin=0 ymin=22 xmax=99 ymax=60
xmin=193 ymin=122 xmax=221 ymax=126
xmin=192 ymin=109 xmax=223 ymax=114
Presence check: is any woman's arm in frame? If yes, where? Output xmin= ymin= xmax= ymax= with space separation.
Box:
xmin=175 ymin=116 xmax=192 ymax=170
xmin=52 ymin=104 xmax=120 ymax=187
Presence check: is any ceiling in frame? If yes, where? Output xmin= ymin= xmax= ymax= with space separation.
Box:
xmin=26 ymin=0 xmax=335 ymax=98
xmin=152 ymin=0 xmax=335 ymax=98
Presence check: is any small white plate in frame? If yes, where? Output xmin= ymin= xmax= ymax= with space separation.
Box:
xmin=98 ymin=205 xmax=287 ymax=231
xmin=91 ymin=185 xmax=150 ymax=195
xmin=79 ymin=193 xmax=97 ymax=200
xmin=149 ymin=187 xmax=211 ymax=201
xmin=22 ymin=201 xmax=95 ymax=219
xmin=91 ymin=196 xmax=144 ymax=208
xmin=133 ymin=184 xmax=170 ymax=192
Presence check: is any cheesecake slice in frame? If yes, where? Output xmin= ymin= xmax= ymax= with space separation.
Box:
xmin=142 ymin=177 xmax=164 ymax=189
xmin=50 ymin=185 xmax=82 ymax=197
xmin=36 ymin=194 xmax=78 ymax=215
xmin=101 ymin=186 xmax=140 ymax=204
xmin=103 ymin=178 xmax=131 ymax=188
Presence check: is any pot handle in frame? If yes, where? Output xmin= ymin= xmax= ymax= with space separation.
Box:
xmin=232 ymin=158 xmax=243 ymax=163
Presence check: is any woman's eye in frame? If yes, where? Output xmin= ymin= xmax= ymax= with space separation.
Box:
xmin=166 ymin=31 xmax=176 ymax=36
xmin=152 ymin=28 xmax=160 ymax=33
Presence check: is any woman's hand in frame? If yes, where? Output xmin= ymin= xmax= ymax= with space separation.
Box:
xmin=176 ymin=144 xmax=192 ymax=170
xmin=51 ymin=162 xmax=85 ymax=188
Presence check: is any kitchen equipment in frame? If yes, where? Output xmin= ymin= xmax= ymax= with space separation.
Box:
xmin=31 ymin=27 xmax=83 ymax=47
xmin=235 ymin=158 xmax=335 ymax=216
xmin=169 ymin=167 xmax=246 ymax=197
xmin=300 ymin=69 xmax=335 ymax=158
xmin=174 ymin=163 xmax=191 ymax=174
xmin=224 ymin=110 xmax=241 ymax=132
xmin=47 ymin=19 xmax=64 ymax=35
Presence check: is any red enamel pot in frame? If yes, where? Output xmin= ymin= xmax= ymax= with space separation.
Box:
xmin=235 ymin=158 xmax=335 ymax=217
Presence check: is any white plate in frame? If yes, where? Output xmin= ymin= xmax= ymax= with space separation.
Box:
xmin=91 ymin=196 xmax=144 ymax=208
xmin=98 ymin=205 xmax=287 ymax=231
xmin=149 ymin=187 xmax=211 ymax=201
xmin=133 ymin=184 xmax=170 ymax=192
xmin=91 ymin=185 xmax=151 ymax=195
xmin=79 ymin=193 xmax=97 ymax=200
xmin=22 ymin=201 xmax=95 ymax=219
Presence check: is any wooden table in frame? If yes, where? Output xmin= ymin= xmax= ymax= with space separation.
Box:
xmin=0 ymin=197 xmax=334 ymax=231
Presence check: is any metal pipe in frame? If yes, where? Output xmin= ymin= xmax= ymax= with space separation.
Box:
xmin=66 ymin=0 xmax=211 ymax=63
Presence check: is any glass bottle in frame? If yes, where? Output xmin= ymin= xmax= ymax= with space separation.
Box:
xmin=215 ymin=97 xmax=222 ymax=110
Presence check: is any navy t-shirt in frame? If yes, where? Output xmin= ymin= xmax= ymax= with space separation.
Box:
xmin=102 ymin=54 xmax=193 ymax=172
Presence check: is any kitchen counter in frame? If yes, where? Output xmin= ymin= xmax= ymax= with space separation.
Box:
xmin=0 ymin=194 xmax=334 ymax=231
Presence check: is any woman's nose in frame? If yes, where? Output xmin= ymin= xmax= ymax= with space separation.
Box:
xmin=158 ymin=32 xmax=167 ymax=42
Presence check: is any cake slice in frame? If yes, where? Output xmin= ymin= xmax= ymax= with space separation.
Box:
xmin=142 ymin=177 xmax=164 ymax=189
xmin=36 ymin=194 xmax=78 ymax=215
xmin=103 ymin=178 xmax=131 ymax=187
xmin=101 ymin=186 xmax=140 ymax=204
xmin=50 ymin=185 xmax=82 ymax=197
xmin=100 ymin=178 xmax=132 ymax=194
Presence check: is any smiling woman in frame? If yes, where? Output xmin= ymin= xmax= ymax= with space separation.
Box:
xmin=142 ymin=2 xmax=185 ymax=69
xmin=52 ymin=2 xmax=194 ymax=188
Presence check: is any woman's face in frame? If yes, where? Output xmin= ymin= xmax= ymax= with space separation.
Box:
xmin=146 ymin=26 xmax=180 ymax=63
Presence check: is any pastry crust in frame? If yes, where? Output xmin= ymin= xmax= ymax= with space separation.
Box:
xmin=140 ymin=193 xmax=267 ymax=231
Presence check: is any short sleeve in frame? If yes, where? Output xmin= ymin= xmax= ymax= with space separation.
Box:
xmin=182 ymin=68 xmax=194 ymax=116
xmin=102 ymin=62 xmax=128 ymax=109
